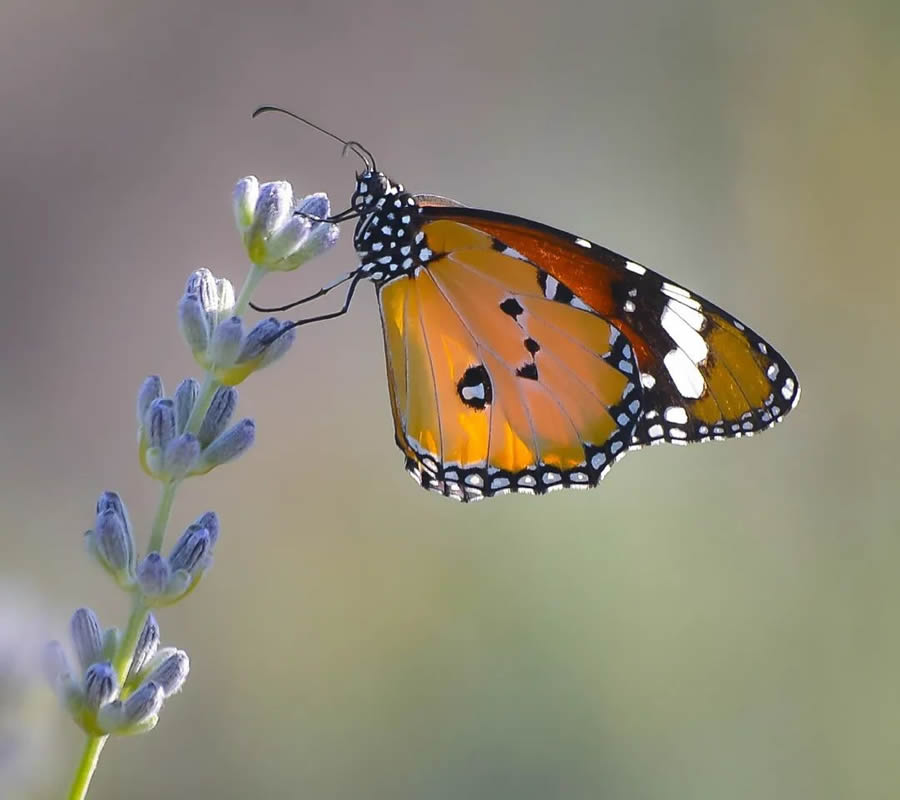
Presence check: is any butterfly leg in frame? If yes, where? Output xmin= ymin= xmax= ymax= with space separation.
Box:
xmin=250 ymin=271 xmax=357 ymax=313
xmin=279 ymin=270 xmax=365 ymax=333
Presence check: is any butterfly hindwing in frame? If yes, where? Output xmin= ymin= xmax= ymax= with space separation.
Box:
xmin=377 ymin=222 xmax=642 ymax=501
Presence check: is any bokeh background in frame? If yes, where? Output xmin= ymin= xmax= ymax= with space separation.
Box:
xmin=1 ymin=0 xmax=898 ymax=797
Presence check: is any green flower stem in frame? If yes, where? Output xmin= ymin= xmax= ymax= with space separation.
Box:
xmin=234 ymin=262 xmax=266 ymax=315
xmin=67 ymin=734 xmax=107 ymax=800
xmin=183 ymin=374 xmax=220 ymax=438
xmin=147 ymin=479 xmax=178 ymax=555
xmin=113 ymin=595 xmax=151 ymax=685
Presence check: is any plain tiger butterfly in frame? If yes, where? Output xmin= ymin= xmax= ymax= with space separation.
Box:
xmin=254 ymin=107 xmax=800 ymax=502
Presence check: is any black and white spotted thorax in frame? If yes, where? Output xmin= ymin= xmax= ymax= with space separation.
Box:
xmin=352 ymin=171 xmax=434 ymax=286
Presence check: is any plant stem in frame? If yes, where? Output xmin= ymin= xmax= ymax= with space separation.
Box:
xmin=147 ymin=479 xmax=178 ymax=555
xmin=183 ymin=373 xmax=220 ymax=438
xmin=113 ymin=596 xmax=150 ymax=684
xmin=234 ymin=263 xmax=266 ymax=315
xmin=67 ymin=732 xmax=107 ymax=800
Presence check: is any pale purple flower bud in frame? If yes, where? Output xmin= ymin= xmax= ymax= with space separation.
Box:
xmin=209 ymin=316 xmax=244 ymax=366
xmin=147 ymin=398 xmax=176 ymax=451
xmin=70 ymin=608 xmax=103 ymax=672
xmin=168 ymin=524 xmax=211 ymax=575
xmin=136 ymin=553 xmax=170 ymax=597
xmin=178 ymin=293 xmax=210 ymax=355
xmin=173 ymin=379 xmax=200 ymax=434
xmin=197 ymin=419 xmax=255 ymax=472
xmin=145 ymin=650 xmax=189 ymax=697
xmin=137 ymin=375 xmax=163 ymax=426
xmin=126 ymin=614 xmax=159 ymax=687
xmin=163 ymin=433 xmax=201 ymax=479
xmin=83 ymin=661 xmax=116 ymax=710
xmin=197 ymin=386 xmax=237 ymax=447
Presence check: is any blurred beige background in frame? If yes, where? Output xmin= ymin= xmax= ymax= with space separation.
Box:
xmin=1 ymin=0 xmax=898 ymax=798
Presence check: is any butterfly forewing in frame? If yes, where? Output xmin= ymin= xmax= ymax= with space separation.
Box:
xmin=419 ymin=205 xmax=800 ymax=449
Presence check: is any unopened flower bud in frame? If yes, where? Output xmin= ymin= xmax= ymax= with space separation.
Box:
xmin=136 ymin=553 xmax=170 ymax=597
xmin=145 ymin=649 xmax=189 ymax=697
xmin=126 ymin=613 xmax=160 ymax=687
xmin=197 ymin=386 xmax=237 ymax=447
xmin=173 ymin=379 xmax=200 ymax=434
xmin=70 ymin=608 xmax=103 ymax=672
xmin=193 ymin=419 xmax=255 ymax=474
xmin=137 ymin=375 xmax=164 ymax=425
xmin=169 ymin=524 xmax=211 ymax=574
xmin=83 ymin=661 xmax=117 ymax=710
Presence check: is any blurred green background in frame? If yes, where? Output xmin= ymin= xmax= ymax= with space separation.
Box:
xmin=2 ymin=0 xmax=898 ymax=797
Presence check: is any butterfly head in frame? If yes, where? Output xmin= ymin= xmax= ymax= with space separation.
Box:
xmin=351 ymin=170 xmax=404 ymax=211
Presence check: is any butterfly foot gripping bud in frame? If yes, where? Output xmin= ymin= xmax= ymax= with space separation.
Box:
xmin=233 ymin=177 xmax=338 ymax=271
xmin=178 ymin=269 xmax=296 ymax=385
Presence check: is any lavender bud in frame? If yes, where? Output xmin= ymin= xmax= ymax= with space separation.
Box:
xmin=257 ymin=322 xmax=296 ymax=368
xmin=92 ymin=507 xmax=134 ymax=577
xmin=145 ymin=649 xmax=189 ymax=697
xmin=173 ymin=379 xmax=200 ymax=434
xmin=296 ymin=192 xmax=330 ymax=220
xmin=197 ymin=386 xmax=237 ymax=447
xmin=194 ymin=511 xmax=220 ymax=547
xmin=126 ymin=613 xmax=160 ymax=686
xmin=136 ymin=553 xmax=170 ymax=596
xmin=148 ymin=398 xmax=177 ymax=451
xmin=137 ymin=375 xmax=164 ymax=425
xmin=121 ymin=681 xmax=164 ymax=729
xmin=163 ymin=433 xmax=201 ymax=479
xmin=70 ymin=608 xmax=103 ymax=672
xmin=197 ymin=419 xmax=255 ymax=472
xmin=43 ymin=640 xmax=71 ymax=689
xmin=83 ymin=661 xmax=117 ymax=710
xmin=233 ymin=176 xmax=259 ymax=233
xmin=178 ymin=293 xmax=210 ymax=355
xmin=168 ymin=524 xmax=211 ymax=574
xmin=236 ymin=317 xmax=282 ymax=363
xmin=185 ymin=268 xmax=219 ymax=316
xmin=209 ymin=316 xmax=243 ymax=366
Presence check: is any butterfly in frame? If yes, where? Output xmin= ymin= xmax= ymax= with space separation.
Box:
xmin=255 ymin=108 xmax=801 ymax=502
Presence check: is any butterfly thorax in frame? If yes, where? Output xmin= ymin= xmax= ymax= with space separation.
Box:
xmin=352 ymin=170 xmax=432 ymax=286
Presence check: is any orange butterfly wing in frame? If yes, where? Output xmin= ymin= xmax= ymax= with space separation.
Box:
xmin=377 ymin=218 xmax=641 ymax=500
xmin=417 ymin=205 xmax=800 ymax=447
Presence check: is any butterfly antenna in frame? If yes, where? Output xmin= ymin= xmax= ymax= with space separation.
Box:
xmin=252 ymin=105 xmax=375 ymax=171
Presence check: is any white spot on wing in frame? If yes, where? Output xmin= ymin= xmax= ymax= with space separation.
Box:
xmin=625 ymin=260 xmax=647 ymax=275
xmin=461 ymin=384 xmax=485 ymax=401
xmin=640 ymin=373 xmax=656 ymax=389
xmin=663 ymin=349 xmax=705 ymax=399
xmin=574 ymin=238 xmax=591 ymax=248
xmin=544 ymin=275 xmax=559 ymax=299
xmin=664 ymin=406 xmax=688 ymax=424
xmin=661 ymin=306 xmax=709 ymax=363
xmin=668 ymin=300 xmax=705 ymax=331
xmin=662 ymin=281 xmax=691 ymax=299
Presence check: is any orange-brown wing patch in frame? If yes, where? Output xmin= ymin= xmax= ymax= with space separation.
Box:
xmin=421 ymin=207 xmax=800 ymax=447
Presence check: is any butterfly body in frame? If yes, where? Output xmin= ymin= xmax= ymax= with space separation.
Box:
xmin=343 ymin=169 xmax=799 ymax=501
